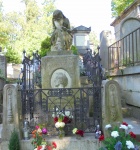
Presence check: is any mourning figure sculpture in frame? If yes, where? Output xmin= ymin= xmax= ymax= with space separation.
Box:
xmin=51 ymin=10 xmax=73 ymax=51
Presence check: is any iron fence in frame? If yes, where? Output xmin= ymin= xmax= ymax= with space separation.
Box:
xmin=108 ymin=27 xmax=140 ymax=70
xmin=18 ymin=49 xmax=103 ymax=134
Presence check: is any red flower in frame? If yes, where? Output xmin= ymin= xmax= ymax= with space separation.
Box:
xmin=54 ymin=117 xmax=58 ymax=123
xmin=46 ymin=146 xmax=52 ymax=150
xmin=129 ymin=131 xmax=136 ymax=138
xmin=99 ymin=135 xmax=104 ymax=141
xmin=63 ymin=116 xmax=72 ymax=124
xmin=122 ymin=122 xmax=128 ymax=126
xmin=37 ymin=146 xmax=42 ymax=150
xmin=76 ymin=130 xmax=84 ymax=137
xmin=52 ymin=142 xmax=57 ymax=148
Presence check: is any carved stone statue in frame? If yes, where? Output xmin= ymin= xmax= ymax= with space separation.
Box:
xmin=51 ymin=10 xmax=73 ymax=51
xmin=54 ymin=72 xmax=68 ymax=88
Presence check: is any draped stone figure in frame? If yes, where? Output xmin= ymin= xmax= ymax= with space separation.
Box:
xmin=51 ymin=10 xmax=73 ymax=51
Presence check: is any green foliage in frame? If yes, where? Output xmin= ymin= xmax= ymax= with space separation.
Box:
xmin=70 ymin=45 xmax=78 ymax=55
xmin=89 ymin=31 xmax=99 ymax=53
xmin=0 ymin=1 xmax=11 ymax=47
xmin=1 ymin=0 xmax=56 ymax=62
xmin=111 ymin=0 xmax=134 ymax=17
xmin=8 ymin=129 xmax=20 ymax=150
xmin=32 ymin=133 xmax=44 ymax=148
xmin=39 ymin=36 xmax=51 ymax=57
xmin=5 ymin=47 xmax=21 ymax=64
xmin=99 ymin=123 xmax=140 ymax=150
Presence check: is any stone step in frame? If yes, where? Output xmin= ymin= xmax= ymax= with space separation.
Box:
xmin=122 ymin=107 xmax=132 ymax=118
xmin=123 ymin=117 xmax=140 ymax=139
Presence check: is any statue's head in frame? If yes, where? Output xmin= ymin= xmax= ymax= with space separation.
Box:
xmin=52 ymin=10 xmax=64 ymax=29
xmin=53 ymin=10 xmax=64 ymax=21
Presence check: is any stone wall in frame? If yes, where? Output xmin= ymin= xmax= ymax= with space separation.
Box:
xmin=111 ymin=0 xmax=140 ymax=40
xmin=7 ymin=63 xmax=22 ymax=78
xmin=109 ymin=65 xmax=140 ymax=119
xmin=0 ymin=135 xmax=101 ymax=150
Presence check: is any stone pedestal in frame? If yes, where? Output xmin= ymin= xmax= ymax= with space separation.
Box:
xmin=41 ymin=54 xmax=80 ymax=89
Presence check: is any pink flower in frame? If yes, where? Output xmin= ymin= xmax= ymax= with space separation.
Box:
xmin=42 ymin=128 xmax=47 ymax=134
xmin=35 ymin=126 xmax=40 ymax=129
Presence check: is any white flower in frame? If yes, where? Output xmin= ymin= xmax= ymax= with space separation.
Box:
xmin=55 ymin=122 xmax=60 ymax=128
xmin=111 ymin=131 xmax=119 ymax=138
xmin=37 ymin=128 xmax=42 ymax=133
xmin=105 ymin=124 xmax=112 ymax=129
xmin=72 ymin=128 xmax=78 ymax=134
xmin=126 ymin=141 xmax=134 ymax=149
xmin=52 ymin=113 xmax=55 ymax=118
xmin=128 ymin=124 xmax=133 ymax=129
xmin=59 ymin=122 xmax=65 ymax=128
xmin=65 ymin=111 xmax=70 ymax=116
xmin=120 ymin=124 xmax=128 ymax=130
xmin=55 ymin=122 xmax=65 ymax=128
xmin=41 ymin=145 xmax=46 ymax=150
xmin=34 ymin=149 xmax=37 ymax=150
xmin=70 ymin=115 xmax=73 ymax=118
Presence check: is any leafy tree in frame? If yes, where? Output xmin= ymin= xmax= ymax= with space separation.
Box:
xmin=5 ymin=46 xmax=21 ymax=64
xmin=0 ymin=0 xmax=11 ymax=47
xmin=89 ymin=31 xmax=99 ymax=53
xmin=111 ymin=0 xmax=134 ymax=17
xmin=1 ymin=0 xmax=56 ymax=63
xmin=39 ymin=36 xmax=51 ymax=57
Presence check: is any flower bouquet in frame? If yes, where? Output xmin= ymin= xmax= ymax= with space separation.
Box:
xmin=52 ymin=110 xmax=73 ymax=137
xmin=53 ymin=111 xmax=73 ymax=124
xmin=99 ymin=122 xmax=140 ymax=150
xmin=31 ymin=125 xmax=57 ymax=150
xmin=72 ymin=128 xmax=84 ymax=139
xmin=54 ymin=115 xmax=66 ymax=139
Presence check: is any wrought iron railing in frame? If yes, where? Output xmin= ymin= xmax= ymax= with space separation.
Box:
xmin=108 ymin=27 xmax=140 ymax=70
xmin=19 ymin=87 xmax=102 ymax=134
xmin=18 ymin=49 xmax=103 ymax=134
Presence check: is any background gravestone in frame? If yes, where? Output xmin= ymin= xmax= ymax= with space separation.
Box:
xmin=1 ymin=84 xmax=22 ymax=141
xmin=0 ymin=54 xmax=7 ymax=123
xmin=102 ymin=80 xmax=123 ymax=137
xmin=100 ymin=30 xmax=114 ymax=70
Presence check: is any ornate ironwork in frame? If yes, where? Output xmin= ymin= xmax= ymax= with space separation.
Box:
xmin=18 ymin=48 xmax=103 ymax=134
xmin=108 ymin=27 xmax=140 ymax=70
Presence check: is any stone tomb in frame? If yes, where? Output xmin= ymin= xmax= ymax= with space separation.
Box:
xmin=41 ymin=52 xmax=81 ymax=89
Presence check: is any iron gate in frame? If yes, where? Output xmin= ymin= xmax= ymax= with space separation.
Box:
xmin=18 ymin=48 xmax=103 ymax=134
